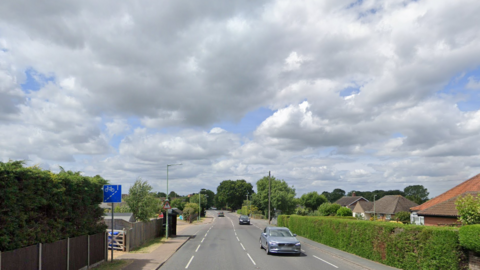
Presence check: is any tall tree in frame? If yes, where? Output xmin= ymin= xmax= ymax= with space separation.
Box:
xmin=189 ymin=194 xmax=208 ymax=214
xmin=322 ymin=188 xmax=346 ymax=202
xmin=300 ymin=191 xmax=328 ymax=211
xmin=252 ymin=176 xmax=296 ymax=219
xmin=125 ymin=179 xmax=158 ymax=222
xmin=404 ymin=185 xmax=429 ymax=204
xmin=168 ymin=191 xmax=180 ymax=199
xmin=154 ymin=192 xmax=167 ymax=198
xmin=204 ymin=189 xmax=215 ymax=209
xmin=216 ymin=180 xmax=254 ymax=210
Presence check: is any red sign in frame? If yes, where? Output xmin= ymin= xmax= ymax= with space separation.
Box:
xmin=163 ymin=201 xmax=171 ymax=209
xmin=159 ymin=212 xmax=164 ymax=218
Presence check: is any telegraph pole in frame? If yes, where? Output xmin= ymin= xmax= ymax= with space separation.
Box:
xmin=268 ymin=171 xmax=271 ymax=224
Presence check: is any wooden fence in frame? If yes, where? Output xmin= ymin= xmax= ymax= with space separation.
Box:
xmin=0 ymin=232 xmax=106 ymax=270
xmin=105 ymin=219 xmax=163 ymax=252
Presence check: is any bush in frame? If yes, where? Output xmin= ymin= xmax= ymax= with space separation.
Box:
xmin=336 ymin=207 xmax=352 ymax=216
xmin=459 ymin=225 xmax=480 ymax=253
xmin=317 ymin=203 xmax=341 ymax=216
xmin=0 ymin=161 xmax=107 ymax=252
xmin=395 ymin=211 xmax=411 ymax=223
xmin=279 ymin=215 xmax=466 ymax=270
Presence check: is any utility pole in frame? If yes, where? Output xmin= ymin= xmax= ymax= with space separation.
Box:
xmin=268 ymin=171 xmax=271 ymax=225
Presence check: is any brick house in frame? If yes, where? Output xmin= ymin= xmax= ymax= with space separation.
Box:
xmin=410 ymin=173 xmax=480 ymax=226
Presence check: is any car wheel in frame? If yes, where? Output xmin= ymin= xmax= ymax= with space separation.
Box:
xmin=265 ymin=244 xmax=270 ymax=255
xmin=259 ymin=239 xmax=263 ymax=249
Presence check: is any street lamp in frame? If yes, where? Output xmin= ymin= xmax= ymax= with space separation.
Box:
xmin=166 ymin=163 xmax=182 ymax=239
xmin=198 ymin=188 xmax=206 ymax=221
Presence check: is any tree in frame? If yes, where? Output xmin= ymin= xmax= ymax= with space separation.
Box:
xmin=455 ymin=193 xmax=480 ymax=225
xmin=252 ymin=176 xmax=296 ymax=219
xmin=168 ymin=191 xmax=180 ymax=199
xmin=216 ymin=180 xmax=254 ymax=210
xmin=154 ymin=192 xmax=167 ymax=198
xmin=184 ymin=203 xmax=199 ymax=214
xmin=171 ymin=198 xmax=186 ymax=211
xmin=114 ymin=204 xmax=131 ymax=213
xmin=125 ymin=179 xmax=158 ymax=222
xmin=404 ymin=185 xmax=429 ymax=204
xmin=336 ymin=207 xmax=353 ymax=216
xmin=322 ymin=189 xmax=346 ymax=203
xmin=317 ymin=203 xmax=341 ymax=216
xmin=300 ymin=192 xmax=328 ymax=211
xmin=204 ymin=189 xmax=215 ymax=209
xmin=189 ymin=194 xmax=207 ymax=215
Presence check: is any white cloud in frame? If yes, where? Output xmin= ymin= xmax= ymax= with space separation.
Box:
xmin=2 ymin=0 xmax=480 ymax=197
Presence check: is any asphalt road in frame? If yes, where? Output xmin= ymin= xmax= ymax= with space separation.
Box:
xmin=160 ymin=211 xmax=397 ymax=270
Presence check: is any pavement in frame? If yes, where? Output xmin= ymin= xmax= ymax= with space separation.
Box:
xmin=111 ymin=217 xmax=213 ymax=270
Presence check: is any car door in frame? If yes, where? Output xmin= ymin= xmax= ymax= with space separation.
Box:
xmin=262 ymin=228 xmax=268 ymax=247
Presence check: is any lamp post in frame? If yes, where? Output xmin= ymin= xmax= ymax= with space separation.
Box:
xmin=166 ymin=163 xmax=182 ymax=239
xmin=373 ymin=194 xmax=377 ymax=221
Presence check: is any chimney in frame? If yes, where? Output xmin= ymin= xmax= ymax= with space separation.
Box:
xmin=352 ymin=192 xmax=356 ymax=197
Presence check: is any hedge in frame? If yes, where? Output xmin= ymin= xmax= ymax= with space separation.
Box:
xmin=0 ymin=161 xmax=108 ymax=251
xmin=459 ymin=225 xmax=480 ymax=253
xmin=278 ymin=215 xmax=466 ymax=270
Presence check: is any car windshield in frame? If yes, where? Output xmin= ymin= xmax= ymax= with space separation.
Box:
xmin=269 ymin=230 xmax=293 ymax=237
xmin=240 ymin=215 xmax=248 ymax=219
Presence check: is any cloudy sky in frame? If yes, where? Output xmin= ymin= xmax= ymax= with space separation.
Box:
xmin=2 ymin=0 xmax=480 ymax=198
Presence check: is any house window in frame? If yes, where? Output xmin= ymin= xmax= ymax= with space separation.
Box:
xmin=386 ymin=214 xmax=391 ymax=220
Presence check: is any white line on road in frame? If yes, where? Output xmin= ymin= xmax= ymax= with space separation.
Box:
xmin=247 ymin=253 xmax=256 ymax=265
xmin=313 ymin=255 xmax=338 ymax=268
xmin=185 ymin=256 xmax=194 ymax=269
xmin=240 ymin=243 xmax=245 ymax=250
xmin=201 ymin=238 xmax=205 ymax=243
xmin=195 ymin=245 xmax=201 ymax=252
xmin=236 ymin=236 xmax=240 ymax=241
xmin=205 ymin=233 xmax=208 ymax=237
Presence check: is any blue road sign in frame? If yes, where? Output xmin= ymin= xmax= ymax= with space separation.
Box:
xmin=103 ymin=185 xmax=122 ymax=203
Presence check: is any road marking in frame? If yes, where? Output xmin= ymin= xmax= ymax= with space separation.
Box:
xmin=201 ymin=238 xmax=205 ymax=243
xmin=301 ymin=249 xmax=305 ymax=252
xmin=313 ymin=255 xmax=338 ymax=268
xmin=185 ymin=256 xmax=194 ymax=269
xmin=195 ymin=245 xmax=201 ymax=252
xmin=240 ymin=243 xmax=245 ymax=250
xmin=247 ymin=253 xmax=256 ymax=265
xmin=205 ymin=233 xmax=208 ymax=237
xmin=236 ymin=236 xmax=240 ymax=241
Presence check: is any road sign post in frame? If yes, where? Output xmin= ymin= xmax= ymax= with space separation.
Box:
xmin=103 ymin=185 xmax=121 ymax=262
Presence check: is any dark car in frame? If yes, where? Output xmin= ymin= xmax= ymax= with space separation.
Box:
xmin=217 ymin=211 xmax=224 ymax=217
xmin=239 ymin=215 xmax=250 ymax=225
xmin=260 ymin=227 xmax=301 ymax=255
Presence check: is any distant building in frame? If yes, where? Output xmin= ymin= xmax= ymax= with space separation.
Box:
xmin=335 ymin=193 xmax=369 ymax=210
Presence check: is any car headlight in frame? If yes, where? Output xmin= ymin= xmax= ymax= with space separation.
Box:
xmin=269 ymin=241 xmax=277 ymax=246
xmin=295 ymin=243 xmax=301 ymax=246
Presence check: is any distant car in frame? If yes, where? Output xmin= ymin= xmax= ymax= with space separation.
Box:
xmin=239 ymin=215 xmax=250 ymax=225
xmin=217 ymin=211 xmax=224 ymax=217
xmin=260 ymin=227 xmax=301 ymax=255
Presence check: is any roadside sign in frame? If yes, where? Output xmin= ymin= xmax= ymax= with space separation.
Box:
xmin=103 ymin=185 xmax=122 ymax=203
xmin=163 ymin=201 xmax=171 ymax=209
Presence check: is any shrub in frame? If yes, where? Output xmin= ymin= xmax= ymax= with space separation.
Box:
xmin=0 ymin=161 xmax=107 ymax=252
xmin=280 ymin=215 xmax=466 ymax=270
xmin=317 ymin=203 xmax=341 ymax=216
xmin=459 ymin=225 xmax=480 ymax=253
xmin=395 ymin=211 xmax=411 ymax=223
xmin=336 ymin=207 xmax=352 ymax=216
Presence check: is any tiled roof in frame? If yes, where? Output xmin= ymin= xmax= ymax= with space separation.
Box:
xmin=352 ymin=200 xmax=374 ymax=213
xmin=418 ymin=191 xmax=480 ymax=217
xmin=335 ymin=196 xmax=368 ymax=206
xmin=411 ymin=173 xmax=480 ymax=211
xmin=367 ymin=195 xmax=418 ymax=215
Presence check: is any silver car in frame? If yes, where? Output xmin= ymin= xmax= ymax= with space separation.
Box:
xmin=259 ymin=227 xmax=301 ymax=255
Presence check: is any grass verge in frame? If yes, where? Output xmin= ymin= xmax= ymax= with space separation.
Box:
xmin=130 ymin=237 xmax=165 ymax=253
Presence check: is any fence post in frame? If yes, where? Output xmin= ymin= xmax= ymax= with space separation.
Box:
xmin=87 ymin=235 xmax=90 ymax=269
xmin=38 ymin=243 xmax=42 ymax=270
xmin=105 ymin=232 xmax=107 ymax=262
xmin=67 ymin=238 xmax=70 ymax=270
